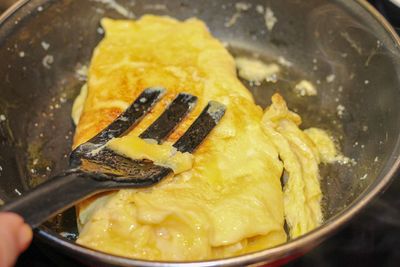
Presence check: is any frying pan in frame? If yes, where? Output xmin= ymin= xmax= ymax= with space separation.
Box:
xmin=0 ymin=0 xmax=399 ymax=266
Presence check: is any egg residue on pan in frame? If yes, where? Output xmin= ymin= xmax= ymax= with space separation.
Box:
xmin=72 ymin=15 xmax=338 ymax=261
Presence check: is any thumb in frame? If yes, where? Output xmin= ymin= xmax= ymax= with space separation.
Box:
xmin=0 ymin=213 xmax=32 ymax=267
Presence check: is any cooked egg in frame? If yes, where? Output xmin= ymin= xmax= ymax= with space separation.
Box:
xmin=73 ymin=15 xmax=337 ymax=261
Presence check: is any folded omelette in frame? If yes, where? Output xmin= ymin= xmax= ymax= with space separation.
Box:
xmin=73 ymin=15 xmax=337 ymax=261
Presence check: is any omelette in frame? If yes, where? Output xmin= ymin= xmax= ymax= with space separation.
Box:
xmin=72 ymin=16 xmax=337 ymax=261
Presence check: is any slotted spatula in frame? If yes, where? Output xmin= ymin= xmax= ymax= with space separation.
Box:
xmin=0 ymin=88 xmax=226 ymax=228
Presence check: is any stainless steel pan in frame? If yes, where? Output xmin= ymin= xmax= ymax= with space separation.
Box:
xmin=0 ymin=0 xmax=399 ymax=266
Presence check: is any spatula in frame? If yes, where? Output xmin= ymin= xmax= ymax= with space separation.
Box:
xmin=0 ymin=88 xmax=226 ymax=228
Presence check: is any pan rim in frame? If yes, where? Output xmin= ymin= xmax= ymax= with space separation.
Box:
xmin=1 ymin=0 xmax=400 ymax=266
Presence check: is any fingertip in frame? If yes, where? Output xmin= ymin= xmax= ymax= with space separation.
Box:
xmin=1 ymin=213 xmax=33 ymax=251
xmin=0 ymin=212 xmax=25 ymax=267
xmin=0 ymin=212 xmax=24 ymax=226
xmin=18 ymin=223 xmax=33 ymax=252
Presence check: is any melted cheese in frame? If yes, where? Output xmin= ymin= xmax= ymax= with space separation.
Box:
xmin=73 ymin=15 xmax=337 ymax=261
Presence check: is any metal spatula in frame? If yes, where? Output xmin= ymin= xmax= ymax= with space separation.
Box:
xmin=0 ymin=88 xmax=226 ymax=228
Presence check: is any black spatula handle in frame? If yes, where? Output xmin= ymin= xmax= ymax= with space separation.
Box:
xmin=0 ymin=172 xmax=100 ymax=228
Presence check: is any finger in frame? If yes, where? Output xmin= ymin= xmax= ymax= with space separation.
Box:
xmin=0 ymin=213 xmax=23 ymax=267
xmin=0 ymin=213 xmax=32 ymax=267
xmin=18 ymin=223 xmax=32 ymax=252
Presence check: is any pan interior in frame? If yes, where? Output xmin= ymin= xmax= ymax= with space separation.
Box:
xmin=0 ymin=0 xmax=399 ymax=261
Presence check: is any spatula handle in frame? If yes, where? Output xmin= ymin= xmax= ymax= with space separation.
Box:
xmin=0 ymin=172 xmax=99 ymax=228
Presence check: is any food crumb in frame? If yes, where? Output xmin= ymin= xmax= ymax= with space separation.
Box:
xmin=75 ymin=64 xmax=88 ymax=81
xmin=42 ymin=55 xmax=54 ymax=69
xmin=264 ymin=7 xmax=277 ymax=31
xmin=59 ymin=94 xmax=67 ymax=103
xmin=277 ymin=56 xmax=293 ymax=67
xmin=95 ymin=7 xmax=105 ymax=14
xmin=225 ymin=13 xmax=240 ymax=27
xmin=256 ymin=5 xmax=264 ymax=14
xmin=225 ymin=2 xmax=251 ymax=27
xmin=362 ymin=125 xmax=368 ymax=132
xmin=326 ymin=74 xmax=335 ymax=83
xmin=93 ymin=0 xmax=135 ymax=18
xmin=235 ymin=57 xmax=280 ymax=85
xmin=37 ymin=6 xmax=43 ymax=12
xmin=364 ymin=80 xmax=370 ymax=84
xmin=374 ymin=156 xmax=379 ymax=162
xmin=60 ymin=232 xmax=77 ymax=240
xmin=235 ymin=2 xmax=252 ymax=11
xmin=97 ymin=27 xmax=105 ymax=34
xmin=360 ymin=174 xmax=368 ymax=180
xmin=294 ymin=80 xmax=317 ymax=96
xmin=337 ymin=104 xmax=345 ymax=118
xmin=19 ymin=51 xmax=25 ymax=58
xmin=14 ymin=188 xmax=22 ymax=196
xmin=336 ymin=155 xmax=357 ymax=166
xmin=41 ymin=41 xmax=50 ymax=50
xmin=0 ymin=114 xmax=6 ymax=121
xmin=266 ymin=73 xmax=278 ymax=83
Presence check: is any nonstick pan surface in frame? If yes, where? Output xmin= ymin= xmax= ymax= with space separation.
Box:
xmin=0 ymin=0 xmax=400 ymax=266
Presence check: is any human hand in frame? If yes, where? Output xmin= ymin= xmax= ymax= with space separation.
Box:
xmin=0 ymin=213 xmax=32 ymax=267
